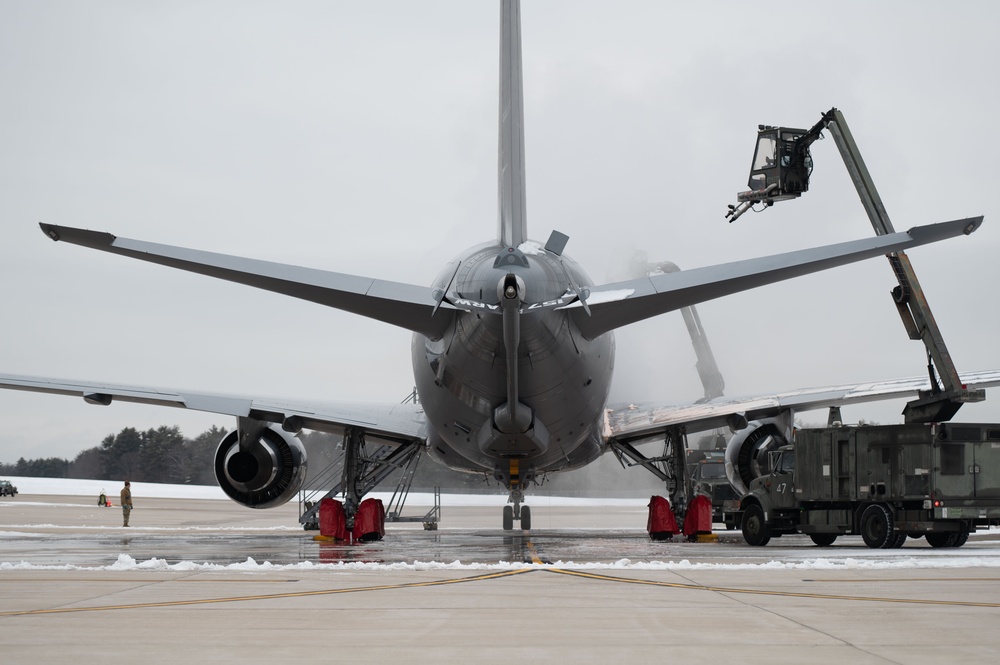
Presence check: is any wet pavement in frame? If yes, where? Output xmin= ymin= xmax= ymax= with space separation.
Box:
xmin=4 ymin=495 xmax=1000 ymax=569
xmin=4 ymin=495 xmax=1000 ymax=664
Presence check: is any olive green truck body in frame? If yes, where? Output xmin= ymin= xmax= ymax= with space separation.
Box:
xmin=734 ymin=422 xmax=1000 ymax=548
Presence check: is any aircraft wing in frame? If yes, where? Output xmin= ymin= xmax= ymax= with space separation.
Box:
xmin=567 ymin=217 xmax=982 ymax=339
xmin=37 ymin=224 xmax=456 ymax=340
xmin=604 ymin=369 xmax=1000 ymax=444
xmin=0 ymin=373 xmax=428 ymax=444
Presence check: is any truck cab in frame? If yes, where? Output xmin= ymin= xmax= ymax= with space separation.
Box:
xmin=690 ymin=454 xmax=740 ymax=528
xmin=738 ymin=445 xmax=805 ymax=545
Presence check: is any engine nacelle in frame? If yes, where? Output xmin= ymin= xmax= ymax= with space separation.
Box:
xmin=724 ymin=416 xmax=791 ymax=496
xmin=214 ymin=424 xmax=307 ymax=509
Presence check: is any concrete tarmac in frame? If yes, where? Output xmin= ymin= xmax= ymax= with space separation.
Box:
xmin=3 ymin=494 xmax=1000 ymax=664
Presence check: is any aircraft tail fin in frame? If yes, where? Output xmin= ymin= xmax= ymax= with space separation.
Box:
xmin=497 ymin=0 xmax=527 ymax=249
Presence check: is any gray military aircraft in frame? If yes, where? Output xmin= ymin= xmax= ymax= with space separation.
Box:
xmin=1 ymin=0 xmax=996 ymax=530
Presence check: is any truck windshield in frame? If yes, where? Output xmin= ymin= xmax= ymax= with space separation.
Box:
xmin=777 ymin=451 xmax=796 ymax=473
xmin=700 ymin=462 xmax=726 ymax=478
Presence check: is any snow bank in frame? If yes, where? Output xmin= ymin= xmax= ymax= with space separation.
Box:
xmin=6 ymin=553 xmax=1000 ymax=573
xmin=0 ymin=476 xmax=649 ymax=507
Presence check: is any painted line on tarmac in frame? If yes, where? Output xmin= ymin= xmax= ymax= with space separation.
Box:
xmin=0 ymin=578 xmax=299 ymax=584
xmin=0 ymin=568 xmax=537 ymax=617
xmin=8 ymin=567 xmax=998 ymax=617
xmin=803 ymin=577 xmax=1000 ymax=583
xmin=547 ymin=569 xmax=1000 ymax=608
xmin=523 ymin=532 xmax=546 ymax=564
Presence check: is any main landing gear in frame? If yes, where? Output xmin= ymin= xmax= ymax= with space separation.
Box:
xmin=298 ymin=425 xmax=440 ymax=536
xmin=503 ymin=485 xmax=531 ymax=531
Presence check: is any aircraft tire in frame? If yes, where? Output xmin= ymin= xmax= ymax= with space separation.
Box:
xmin=503 ymin=505 xmax=514 ymax=531
xmin=741 ymin=504 xmax=770 ymax=546
xmin=520 ymin=505 xmax=531 ymax=531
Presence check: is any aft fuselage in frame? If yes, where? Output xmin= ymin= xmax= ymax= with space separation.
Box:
xmin=412 ymin=241 xmax=615 ymax=485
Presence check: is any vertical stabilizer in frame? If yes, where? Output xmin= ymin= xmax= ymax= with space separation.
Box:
xmin=497 ymin=0 xmax=527 ymax=248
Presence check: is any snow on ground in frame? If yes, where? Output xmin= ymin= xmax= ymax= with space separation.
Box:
xmin=0 ymin=476 xmax=649 ymax=507
xmin=5 ymin=553 xmax=1000 ymax=573
xmin=4 ymin=476 xmax=1000 ymax=572
xmin=4 ymin=476 xmax=228 ymax=500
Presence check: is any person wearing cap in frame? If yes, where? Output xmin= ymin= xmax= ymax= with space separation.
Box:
xmin=120 ymin=481 xmax=133 ymax=527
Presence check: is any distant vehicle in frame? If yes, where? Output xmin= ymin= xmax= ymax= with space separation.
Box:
xmin=690 ymin=455 xmax=739 ymax=529
xmin=0 ymin=480 xmax=17 ymax=497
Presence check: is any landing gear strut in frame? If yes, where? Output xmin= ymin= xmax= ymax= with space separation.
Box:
xmin=298 ymin=425 xmax=439 ymax=534
xmin=503 ymin=485 xmax=531 ymax=530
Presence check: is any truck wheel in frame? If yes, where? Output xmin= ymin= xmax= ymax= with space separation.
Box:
xmin=860 ymin=504 xmax=894 ymax=549
xmin=889 ymin=532 xmax=907 ymax=548
xmin=809 ymin=533 xmax=838 ymax=547
xmin=925 ymin=532 xmax=958 ymax=548
xmin=953 ymin=530 xmax=969 ymax=547
xmin=741 ymin=504 xmax=770 ymax=546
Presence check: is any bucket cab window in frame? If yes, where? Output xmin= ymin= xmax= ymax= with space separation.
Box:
xmin=749 ymin=135 xmax=777 ymax=190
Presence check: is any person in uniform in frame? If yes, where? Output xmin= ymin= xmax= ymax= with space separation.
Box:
xmin=120 ymin=481 xmax=133 ymax=527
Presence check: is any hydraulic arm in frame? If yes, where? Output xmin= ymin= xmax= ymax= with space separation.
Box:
xmin=726 ymin=108 xmax=985 ymax=422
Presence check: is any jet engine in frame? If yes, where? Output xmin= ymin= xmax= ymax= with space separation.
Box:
xmin=214 ymin=424 xmax=307 ymax=509
xmin=724 ymin=417 xmax=790 ymax=496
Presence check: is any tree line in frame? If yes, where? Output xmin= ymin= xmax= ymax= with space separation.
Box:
xmin=2 ymin=424 xmax=662 ymax=496
xmin=0 ymin=425 xmax=491 ymax=491
xmin=1 ymin=425 xmax=228 ymax=485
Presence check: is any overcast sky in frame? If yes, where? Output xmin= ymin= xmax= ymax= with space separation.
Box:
xmin=2 ymin=0 xmax=998 ymax=462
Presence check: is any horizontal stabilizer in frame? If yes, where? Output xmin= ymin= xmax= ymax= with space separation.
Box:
xmin=39 ymin=224 xmax=456 ymax=340
xmin=569 ymin=216 xmax=982 ymax=339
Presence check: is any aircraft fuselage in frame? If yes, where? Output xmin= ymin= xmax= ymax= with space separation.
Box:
xmin=412 ymin=240 xmax=615 ymax=485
